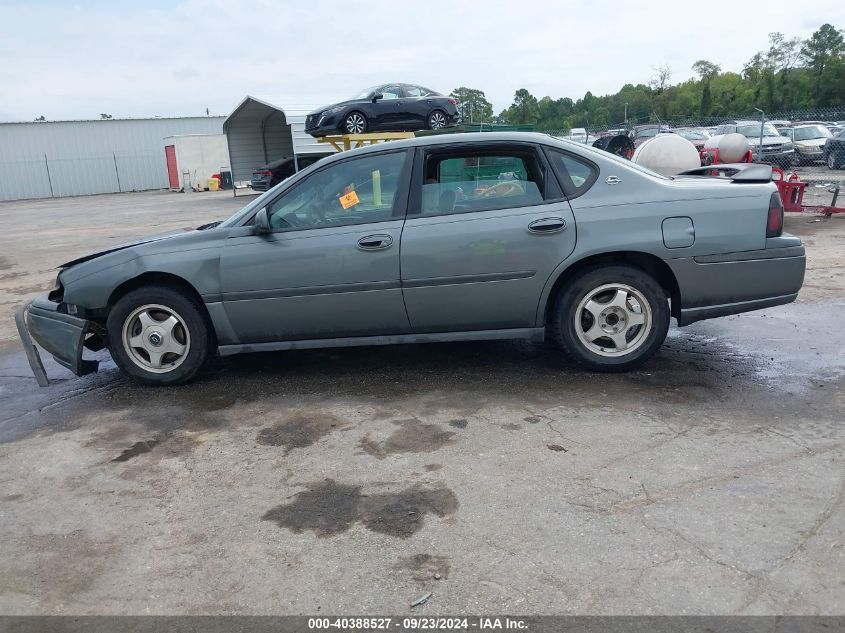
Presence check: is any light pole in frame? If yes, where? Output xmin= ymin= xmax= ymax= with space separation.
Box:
xmin=753 ymin=108 xmax=765 ymax=163
xmin=624 ymin=102 xmax=628 ymax=126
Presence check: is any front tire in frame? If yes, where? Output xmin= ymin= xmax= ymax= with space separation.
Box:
xmin=550 ymin=265 xmax=670 ymax=372
xmin=343 ymin=112 xmax=368 ymax=134
xmin=107 ymin=285 xmax=212 ymax=385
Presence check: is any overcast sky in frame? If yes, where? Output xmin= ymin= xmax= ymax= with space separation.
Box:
xmin=1 ymin=0 xmax=843 ymax=122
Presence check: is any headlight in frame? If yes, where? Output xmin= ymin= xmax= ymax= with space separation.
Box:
xmin=322 ymin=106 xmax=344 ymax=116
xmin=783 ymin=142 xmax=793 ymax=150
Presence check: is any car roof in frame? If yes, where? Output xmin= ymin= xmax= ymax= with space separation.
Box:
xmin=313 ymin=132 xmax=574 ymax=164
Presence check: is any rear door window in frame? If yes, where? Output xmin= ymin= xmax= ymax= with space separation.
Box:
xmin=417 ymin=149 xmax=545 ymax=216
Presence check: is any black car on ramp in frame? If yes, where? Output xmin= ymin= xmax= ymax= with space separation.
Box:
xmin=250 ymin=154 xmax=329 ymax=191
xmin=305 ymin=83 xmax=460 ymax=137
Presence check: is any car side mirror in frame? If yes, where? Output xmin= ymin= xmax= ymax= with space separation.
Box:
xmin=372 ymin=93 xmax=384 ymax=102
xmin=254 ymin=207 xmax=271 ymax=233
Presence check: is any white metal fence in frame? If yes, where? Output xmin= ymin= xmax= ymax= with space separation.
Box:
xmin=0 ymin=153 xmax=168 ymax=201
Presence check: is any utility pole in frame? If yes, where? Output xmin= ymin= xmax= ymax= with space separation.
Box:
xmin=624 ymin=102 xmax=628 ymax=125
xmin=753 ymin=108 xmax=765 ymax=163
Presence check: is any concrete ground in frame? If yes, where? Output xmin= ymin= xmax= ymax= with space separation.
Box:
xmin=0 ymin=189 xmax=843 ymax=615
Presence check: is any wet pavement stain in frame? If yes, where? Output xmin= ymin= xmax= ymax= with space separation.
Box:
xmin=395 ymin=553 xmax=451 ymax=582
xmin=2 ymin=493 xmax=24 ymax=502
xmin=358 ymin=420 xmax=455 ymax=459
xmin=424 ymin=464 xmax=443 ymax=472
xmin=547 ymin=444 xmax=567 ymax=452
xmin=257 ymin=412 xmax=343 ymax=453
xmin=448 ymin=419 xmax=468 ymax=429
xmin=262 ymin=479 xmax=458 ymax=539
xmin=524 ymin=416 xmax=542 ymax=424
xmin=112 ymin=439 xmax=159 ymax=462
xmin=501 ymin=423 xmax=522 ymax=431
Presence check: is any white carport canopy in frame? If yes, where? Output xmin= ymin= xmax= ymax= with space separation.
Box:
xmin=223 ymin=96 xmax=295 ymax=185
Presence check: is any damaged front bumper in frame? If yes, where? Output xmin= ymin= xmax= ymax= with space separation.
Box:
xmin=15 ymin=294 xmax=100 ymax=386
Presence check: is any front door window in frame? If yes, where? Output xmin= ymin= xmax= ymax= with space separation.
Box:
xmin=265 ymin=151 xmax=408 ymax=230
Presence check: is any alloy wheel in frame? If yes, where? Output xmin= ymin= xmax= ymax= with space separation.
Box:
xmin=429 ymin=112 xmax=447 ymax=129
xmin=345 ymin=113 xmax=365 ymax=134
xmin=574 ymin=283 xmax=652 ymax=357
xmin=122 ymin=304 xmax=191 ymax=373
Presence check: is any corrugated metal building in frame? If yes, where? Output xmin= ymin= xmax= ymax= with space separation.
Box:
xmin=223 ymin=97 xmax=337 ymax=187
xmin=0 ymin=116 xmax=225 ymax=202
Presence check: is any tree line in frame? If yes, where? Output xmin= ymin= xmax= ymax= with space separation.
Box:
xmin=450 ymin=23 xmax=844 ymax=131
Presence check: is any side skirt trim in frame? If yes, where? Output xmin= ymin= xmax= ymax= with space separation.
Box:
xmin=217 ymin=327 xmax=545 ymax=356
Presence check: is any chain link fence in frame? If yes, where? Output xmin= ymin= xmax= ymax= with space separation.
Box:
xmin=541 ymin=106 xmax=845 ymax=136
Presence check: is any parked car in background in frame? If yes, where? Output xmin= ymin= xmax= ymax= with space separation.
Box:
xmin=17 ymin=132 xmax=805 ymax=386
xmin=784 ymin=124 xmax=832 ymax=165
xmin=569 ymin=128 xmax=588 ymax=143
xmin=714 ymin=121 xmax=795 ymax=167
xmin=770 ymin=120 xmax=792 ymax=133
xmin=250 ymin=155 xmax=329 ymax=191
xmin=674 ymin=127 xmax=711 ymax=152
xmin=823 ymin=129 xmax=845 ymax=169
xmin=630 ymin=124 xmax=673 ymax=148
xmin=304 ymin=84 xmax=460 ymax=137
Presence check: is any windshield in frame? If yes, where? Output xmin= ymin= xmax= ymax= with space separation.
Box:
xmin=737 ymin=123 xmax=781 ymax=138
xmin=793 ymin=125 xmax=831 ymax=141
xmin=218 ymin=187 xmax=279 ymax=228
xmin=677 ymin=129 xmax=709 ymax=140
xmin=351 ymin=86 xmax=379 ymax=100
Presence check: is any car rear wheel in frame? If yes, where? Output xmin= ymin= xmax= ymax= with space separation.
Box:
xmin=550 ymin=265 xmax=670 ymax=372
xmin=343 ymin=112 xmax=368 ymax=134
xmin=107 ymin=285 xmax=212 ymax=385
xmin=428 ymin=110 xmax=447 ymax=130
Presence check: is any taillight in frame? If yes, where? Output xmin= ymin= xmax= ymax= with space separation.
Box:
xmin=449 ymin=98 xmax=457 ymax=105
xmin=767 ymin=191 xmax=784 ymax=237
xmin=256 ymin=170 xmax=272 ymax=177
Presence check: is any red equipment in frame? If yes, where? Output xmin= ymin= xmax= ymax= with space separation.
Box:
xmin=700 ymin=147 xmax=753 ymax=166
xmin=771 ymin=167 xmax=845 ymax=217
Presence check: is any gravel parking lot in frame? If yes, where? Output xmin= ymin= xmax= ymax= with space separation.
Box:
xmin=0 ymin=189 xmax=843 ymax=615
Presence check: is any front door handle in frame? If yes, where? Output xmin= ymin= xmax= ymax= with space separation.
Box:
xmin=527 ymin=218 xmax=567 ymax=234
xmin=357 ymin=234 xmax=393 ymax=250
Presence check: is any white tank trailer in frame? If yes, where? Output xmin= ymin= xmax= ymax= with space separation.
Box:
xmin=632 ymin=134 xmax=701 ymax=176
xmin=702 ymin=133 xmax=751 ymax=164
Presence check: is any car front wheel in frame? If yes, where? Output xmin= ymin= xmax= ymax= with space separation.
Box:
xmin=550 ymin=265 xmax=670 ymax=372
xmin=107 ymin=285 xmax=212 ymax=385
xmin=829 ymin=153 xmax=842 ymax=170
xmin=343 ymin=112 xmax=368 ymax=134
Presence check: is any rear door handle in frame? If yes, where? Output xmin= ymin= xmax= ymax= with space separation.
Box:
xmin=527 ymin=218 xmax=567 ymax=234
xmin=357 ymin=234 xmax=393 ymax=250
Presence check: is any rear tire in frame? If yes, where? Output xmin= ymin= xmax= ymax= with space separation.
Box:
xmin=550 ymin=265 xmax=670 ymax=372
xmin=428 ymin=110 xmax=448 ymax=130
xmin=107 ymin=285 xmax=212 ymax=385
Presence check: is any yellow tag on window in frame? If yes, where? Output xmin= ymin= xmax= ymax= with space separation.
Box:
xmin=339 ymin=190 xmax=360 ymax=209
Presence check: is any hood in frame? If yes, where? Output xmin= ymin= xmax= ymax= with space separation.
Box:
xmin=59 ymin=227 xmax=194 ymax=268
xmin=794 ymin=138 xmax=828 ymax=149
xmin=308 ymin=99 xmax=355 ymax=116
xmin=746 ymin=135 xmax=791 ymax=146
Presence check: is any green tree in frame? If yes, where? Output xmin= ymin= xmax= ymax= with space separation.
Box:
xmin=801 ymin=23 xmax=845 ymax=102
xmin=507 ymin=89 xmax=540 ymax=125
xmin=449 ymin=87 xmax=493 ymax=124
